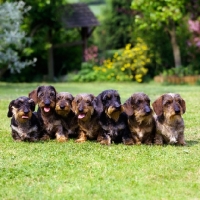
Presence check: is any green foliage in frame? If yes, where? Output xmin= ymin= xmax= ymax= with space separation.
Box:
xmin=0 ymin=82 xmax=200 ymax=199
xmin=162 ymin=65 xmax=199 ymax=77
xmin=0 ymin=1 xmax=36 ymax=76
xmin=72 ymin=38 xmax=151 ymax=82
xmin=131 ymin=0 xmax=186 ymax=30
xmin=94 ymin=38 xmax=151 ymax=82
xmin=95 ymin=0 xmax=135 ymax=50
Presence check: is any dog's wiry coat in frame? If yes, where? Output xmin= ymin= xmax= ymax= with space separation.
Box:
xmin=29 ymin=85 xmax=66 ymax=142
xmin=94 ymin=89 xmax=133 ymax=145
xmin=72 ymin=93 xmax=102 ymax=143
xmin=7 ymin=96 xmax=40 ymax=142
xmin=123 ymin=92 xmax=155 ymax=145
xmin=152 ymin=93 xmax=186 ymax=145
xmin=55 ymin=92 xmax=78 ymax=139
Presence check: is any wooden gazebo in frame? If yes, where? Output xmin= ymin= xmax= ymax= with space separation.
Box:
xmin=62 ymin=3 xmax=100 ymax=61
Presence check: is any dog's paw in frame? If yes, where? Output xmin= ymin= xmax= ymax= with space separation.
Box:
xmin=122 ymin=138 xmax=134 ymax=145
xmin=75 ymin=138 xmax=86 ymax=143
xmin=40 ymin=134 xmax=50 ymax=141
xmin=100 ymin=136 xmax=111 ymax=145
xmin=56 ymin=135 xmax=67 ymax=142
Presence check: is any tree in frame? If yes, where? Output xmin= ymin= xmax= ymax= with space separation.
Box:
xmin=0 ymin=1 xmax=36 ymax=79
xmin=131 ymin=0 xmax=186 ymax=68
xmin=96 ymin=0 xmax=135 ymax=50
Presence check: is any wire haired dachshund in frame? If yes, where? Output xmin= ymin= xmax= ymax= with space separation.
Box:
xmin=152 ymin=93 xmax=186 ymax=145
xmin=7 ymin=96 xmax=40 ymax=142
xmin=94 ymin=89 xmax=133 ymax=145
xmin=29 ymin=85 xmax=67 ymax=142
xmin=123 ymin=92 xmax=155 ymax=145
xmin=72 ymin=93 xmax=102 ymax=143
xmin=55 ymin=92 xmax=78 ymax=139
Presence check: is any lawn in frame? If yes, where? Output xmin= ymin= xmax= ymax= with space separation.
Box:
xmin=0 ymin=81 xmax=200 ymax=200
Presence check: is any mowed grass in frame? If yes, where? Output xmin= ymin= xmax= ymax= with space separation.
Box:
xmin=0 ymin=81 xmax=200 ymax=200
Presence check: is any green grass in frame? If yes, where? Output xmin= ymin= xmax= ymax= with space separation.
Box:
xmin=0 ymin=81 xmax=200 ymax=200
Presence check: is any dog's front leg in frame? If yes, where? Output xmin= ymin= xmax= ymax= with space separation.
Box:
xmin=177 ymin=132 xmax=186 ymax=146
xmin=55 ymin=126 xmax=67 ymax=142
xmin=99 ymin=132 xmax=111 ymax=145
xmin=154 ymin=132 xmax=164 ymax=145
xmin=75 ymin=130 xmax=87 ymax=143
xmin=122 ymin=129 xmax=134 ymax=145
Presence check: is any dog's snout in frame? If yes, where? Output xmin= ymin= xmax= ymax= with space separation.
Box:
xmin=23 ymin=107 xmax=29 ymax=114
xmin=78 ymin=106 xmax=84 ymax=113
xmin=44 ymin=99 xmax=51 ymax=107
xmin=60 ymin=105 xmax=65 ymax=110
xmin=174 ymin=104 xmax=180 ymax=114
xmin=114 ymin=102 xmax=121 ymax=109
xmin=144 ymin=105 xmax=151 ymax=114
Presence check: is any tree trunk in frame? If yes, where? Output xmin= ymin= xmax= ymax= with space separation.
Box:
xmin=169 ymin=24 xmax=182 ymax=68
xmin=0 ymin=67 xmax=8 ymax=80
xmin=47 ymin=29 xmax=54 ymax=81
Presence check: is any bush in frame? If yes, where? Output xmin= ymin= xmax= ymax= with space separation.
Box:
xmin=72 ymin=38 xmax=151 ymax=82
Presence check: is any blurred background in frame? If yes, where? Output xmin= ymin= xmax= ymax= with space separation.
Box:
xmin=1 ymin=0 xmax=200 ymax=83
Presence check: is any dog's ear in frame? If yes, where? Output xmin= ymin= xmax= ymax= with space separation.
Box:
xmin=29 ymin=89 xmax=38 ymax=104
xmin=93 ymin=95 xmax=104 ymax=113
xmin=71 ymin=99 xmax=77 ymax=114
xmin=123 ymin=98 xmax=134 ymax=116
xmin=28 ymin=99 xmax=36 ymax=112
xmin=152 ymin=96 xmax=163 ymax=116
xmin=180 ymin=98 xmax=186 ymax=114
xmin=7 ymin=100 xmax=15 ymax=117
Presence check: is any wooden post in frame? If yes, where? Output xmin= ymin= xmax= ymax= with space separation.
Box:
xmin=81 ymin=27 xmax=88 ymax=62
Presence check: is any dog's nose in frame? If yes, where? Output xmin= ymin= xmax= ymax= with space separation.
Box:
xmin=174 ymin=104 xmax=180 ymax=114
xmin=23 ymin=108 xmax=29 ymax=114
xmin=44 ymin=99 xmax=51 ymax=107
xmin=145 ymin=106 xmax=151 ymax=114
xmin=60 ymin=105 xmax=65 ymax=110
xmin=79 ymin=107 xmax=84 ymax=112
xmin=114 ymin=102 xmax=121 ymax=109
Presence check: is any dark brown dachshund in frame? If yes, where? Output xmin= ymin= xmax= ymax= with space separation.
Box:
xmin=94 ymin=89 xmax=133 ymax=145
xmin=55 ymin=92 xmax=78 ymax=139
xmin=7 ymin=96 xmax=40 ymax=142
xmin=29 ymin=85 xmax=67 ymax=142
xmin=152 ymin=93 xmax=186 ymax=145
xmin=72 ymin=93 xmax=102 ymax=143
xmin=123 ymin=92 xmax=155 ymax=145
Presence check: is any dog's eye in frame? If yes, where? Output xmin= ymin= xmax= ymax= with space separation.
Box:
xmin=86 ymin=100 xmax=91 ymax=105
xmin=137 ymin=100 xmax=142 ymax=104
xmin=165 ymin=101 xmax=171 ymax=105
xmin=106 ymin=96 xmax=111 ymax=100
xmin=57 ymin=97 xmax=61 ymax=100
xmin=39 ymin=93 xmax=44 ymax=97
xmin=50 ymin=92 xmax=55 ymax=97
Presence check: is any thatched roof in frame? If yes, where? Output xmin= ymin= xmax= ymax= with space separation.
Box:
xmin=62 ymin=3 xmax=100 ymax=28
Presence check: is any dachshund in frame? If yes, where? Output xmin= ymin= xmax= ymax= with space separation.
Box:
xmin=29 ymin=85 xmax=67 ymax=142
xmin=123 ymin=92 xmax=155 ymax=145
xmin=7 ymin=96 xmax=40 ymax=142
xmin=55 ymin=92 xmax=78 ymax=139
xmin=94 ymin=89 xmax=133 ymax=145
xmin=152 ymin=93 xmax=186 ymax=145
xmin=72 ymin=93 xmax=102 ymax=143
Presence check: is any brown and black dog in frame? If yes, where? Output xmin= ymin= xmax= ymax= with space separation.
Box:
xmin=29 ymin=85 xmax=67 ymax=142
xmin=94 ymin=89 xmax=133 ymax=145
xmin=7 ymin=96 xmax=40 ymax=142
xmin=72 ymin=93 xmax=102 ymax=143
xmin=55 ymin=92 xmax=78 ymax=139
xmin=152 ymin=93 xmax=186 ymax=145
xmin=123 ymin=92 xmax=155 ymax=145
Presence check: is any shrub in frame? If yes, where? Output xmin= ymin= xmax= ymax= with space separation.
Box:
xmin=94 ymin=38 xmax=151 ymax=82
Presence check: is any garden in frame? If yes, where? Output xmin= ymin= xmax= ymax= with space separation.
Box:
xmin=0 ymin=0 xmax=200 ymax=199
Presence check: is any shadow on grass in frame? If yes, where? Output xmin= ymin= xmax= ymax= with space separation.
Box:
xmin=185 ymin=140 xmax=199 ymax=147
